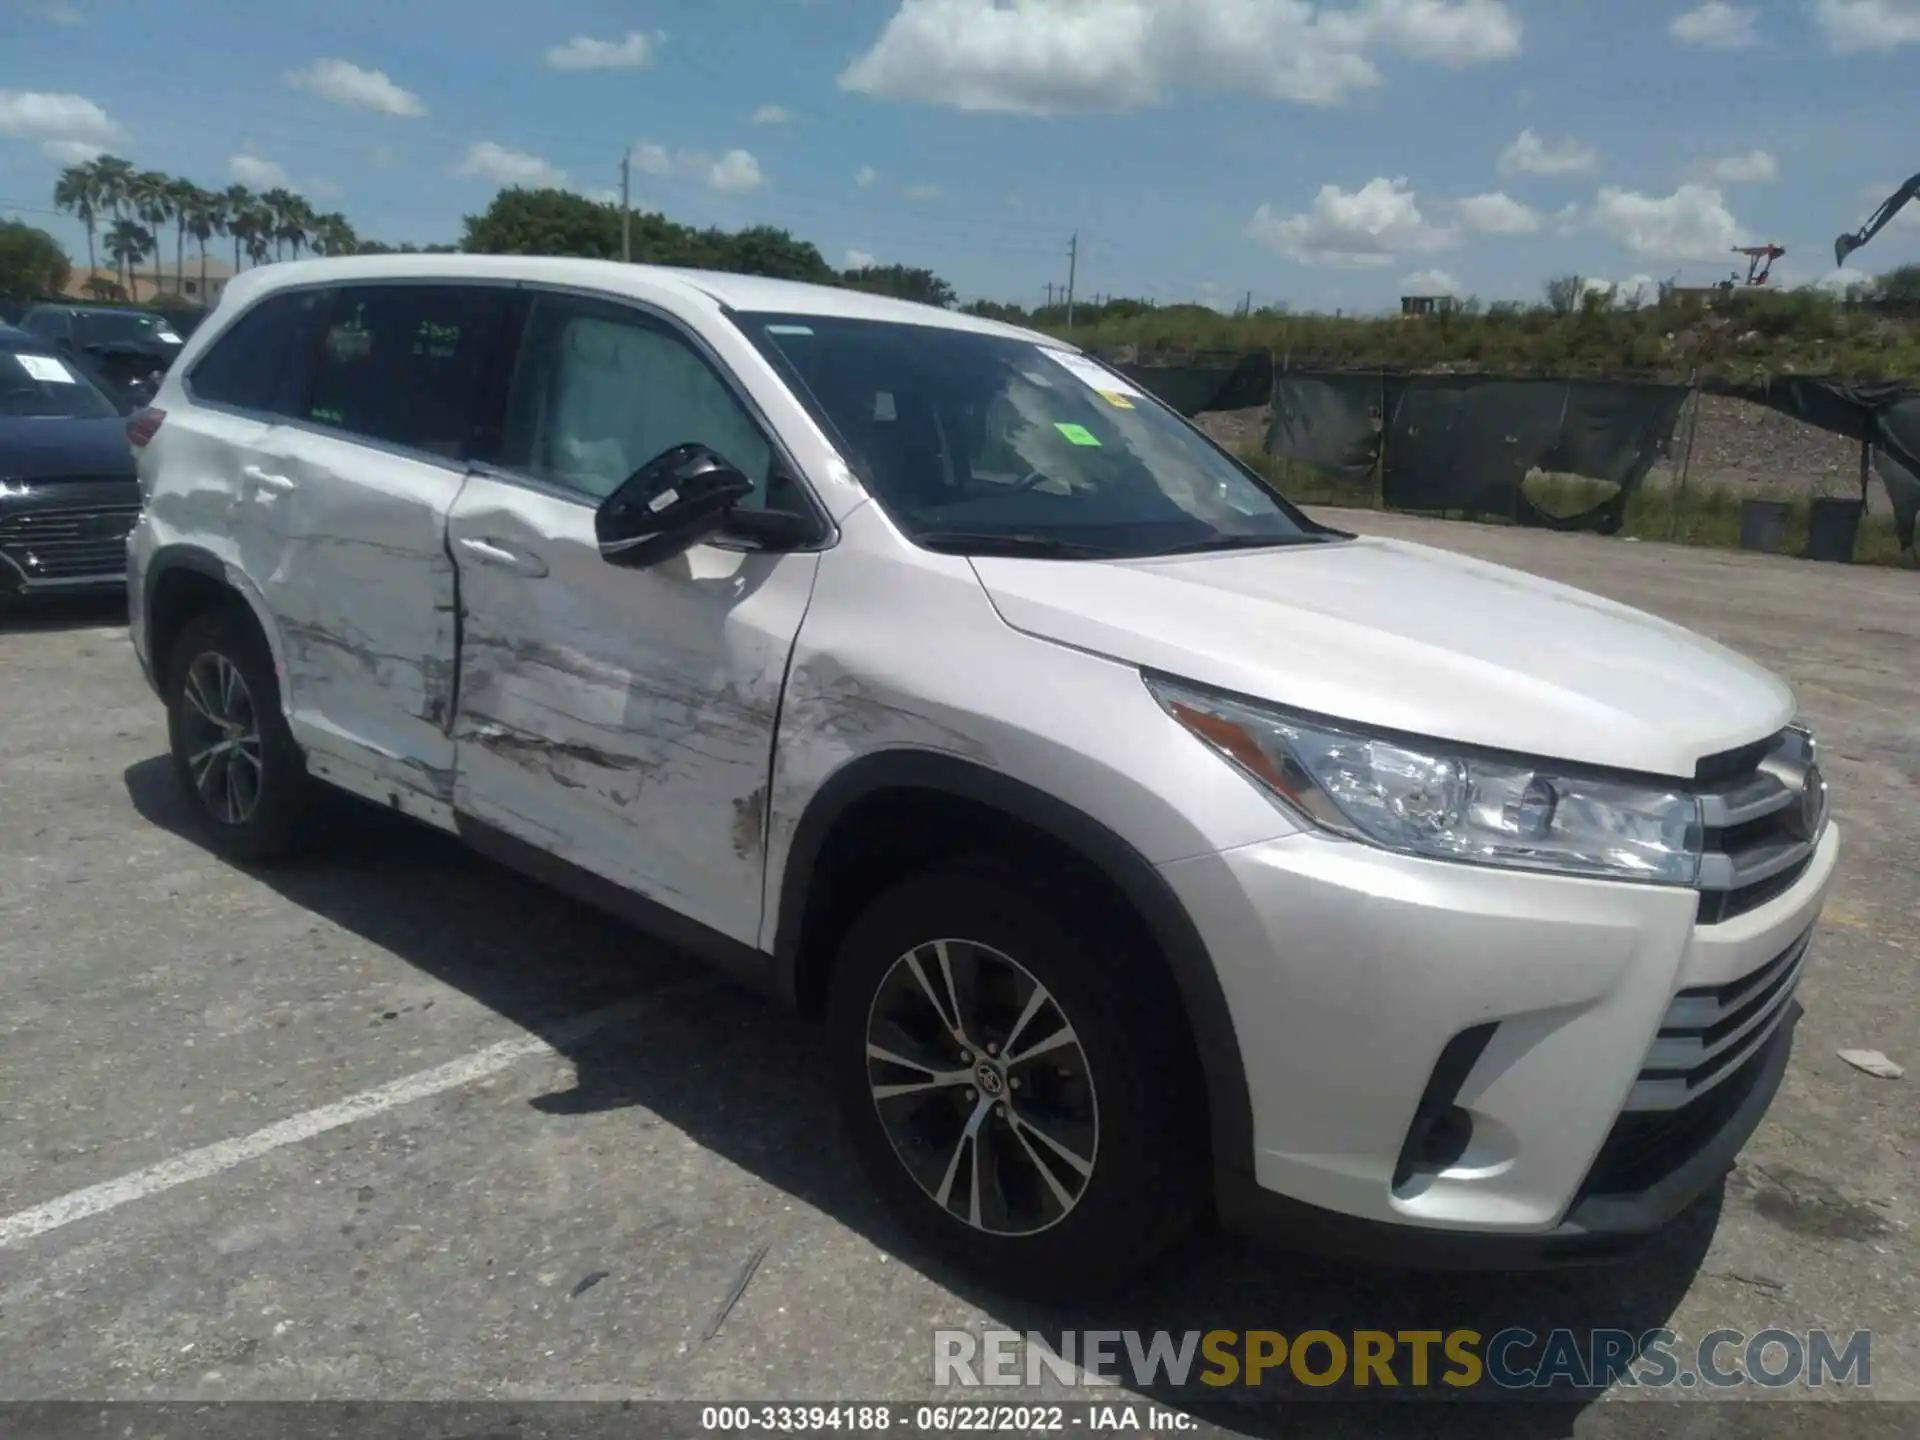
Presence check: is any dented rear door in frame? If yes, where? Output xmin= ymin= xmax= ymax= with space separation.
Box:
xmin=256 ymin=281 xmax=518 ymax=809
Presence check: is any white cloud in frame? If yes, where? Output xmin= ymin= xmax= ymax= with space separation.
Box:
xmin=708 ymin=149 xmax=766 ymax=193
xmin=1249 ymin=176 xmax=1457 ymax=268
xmin=856 ymin=164 xmax=879 ymax=188
xmin=1401 ymin=267 xmax=1463 ymax=295
xmin=546 ymin=32 xmax=659 ymax=70
xmin=1498 ymin=127 xmax=1597 ymax=176
xmin=1588 ymin=183 xmax=1746 ymax=260
xmin=227 ymin=151 xmax=291 ymax=188
xmin=1704 ymin=148 xmax=1777 ymax=183
xmin=1814 ymin=0 xmax=1920 ymax=51
xmin=752 ymin=104 xmax=793 ymax=124
xmin=1551 ymin=201 xmax=1584 ymax=235
xmin=1670 ymin=2 xmax=1760 ymax=48
xmin=286 ymin=59 xmax=426 ymax=117
xmin=630 ymin=143 xmax=768 ymax=192
xmin=905 ymin=182 xmax=944 ymax=200
xmin=0 ymin=90 xmax=122 ymax=157
xmin=845 ymin=249 xmax=878 ymax=269
xmin=838 ymin=0 xmax=1522 ymax=115
xmin=1456 ymin=190 xmax=1540 ymax=233
xmin=455 ymin=141 xmax=567 ymax=188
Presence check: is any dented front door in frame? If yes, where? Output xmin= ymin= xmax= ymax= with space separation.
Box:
xmin=446 ymin=473 xmax=818 ymax=946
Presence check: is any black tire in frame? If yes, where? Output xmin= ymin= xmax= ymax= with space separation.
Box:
xmin=164 ymin=605 xmax=315 ymax=864
xmin=827 ymin=861 xmax=1205 ymax=1298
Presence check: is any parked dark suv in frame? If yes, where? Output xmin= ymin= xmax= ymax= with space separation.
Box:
xmin=0 ymin=325 xmax=139 ymax=602
xmin=17 ymin=304 xmax=188 ymax=407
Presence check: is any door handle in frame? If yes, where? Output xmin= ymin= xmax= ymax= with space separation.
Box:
xmin=456 ymin=536 xmax=550 ymax=578
xmin=241 ymin=464 xmax=295 ymax=494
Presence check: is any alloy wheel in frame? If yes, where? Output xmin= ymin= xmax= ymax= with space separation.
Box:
xmin=865 ymin=938 xmax=1099 ymax=1236
xmin=178 ymin=650 xmax=265 ymax=826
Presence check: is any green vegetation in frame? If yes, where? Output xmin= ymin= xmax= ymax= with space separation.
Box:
xmin=0 ymin=219 xmax=70 ymax=299
xmin=1235 ymin=447 xmax=1913 ymax=567
xmin=1035 ymin=276 xmax=1920 ymax=385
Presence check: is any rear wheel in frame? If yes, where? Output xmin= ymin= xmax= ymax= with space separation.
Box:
xmin=164 ymin=607 xmax=315 ymax=863
xmin=827 ymin=863 xmax=1204 ymax=1297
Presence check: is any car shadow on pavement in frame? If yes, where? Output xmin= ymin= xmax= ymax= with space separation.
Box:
xmin=126 ymin=756 xmax=1716 ymax=1438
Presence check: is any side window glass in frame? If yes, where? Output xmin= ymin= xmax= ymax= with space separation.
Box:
xmin=188 ymin=291 xmax=324 ymax=416
xmin=501 ymin=296 xmax=773 ymax=504
xmin=304 ymin=284 xmax=511 ymax=459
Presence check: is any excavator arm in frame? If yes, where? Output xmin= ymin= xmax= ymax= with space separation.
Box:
xmin=1836 ymin=173 xmax=1920 ymax=267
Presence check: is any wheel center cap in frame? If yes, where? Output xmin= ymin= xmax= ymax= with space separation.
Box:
xmin=973 ymin=1061 xmax=1005 ymax=1097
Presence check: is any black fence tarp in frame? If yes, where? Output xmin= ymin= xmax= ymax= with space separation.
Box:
xmin=1108 ymin=354 xmax=1920 ymax=549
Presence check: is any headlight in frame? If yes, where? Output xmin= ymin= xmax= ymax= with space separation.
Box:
xmin=0 ymin=479 xmax=30 ymax=500
xmin=1146 ymin=675 xmax=1703 ymax=885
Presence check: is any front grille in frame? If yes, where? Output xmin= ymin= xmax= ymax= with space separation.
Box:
xmin=0 ymin=500 xmax=139 ymax=582
xmin=1693 ymin=727 xmax=1825 ymax=924
xmin=1625 ymin=925 xmax=1812 ymax=1112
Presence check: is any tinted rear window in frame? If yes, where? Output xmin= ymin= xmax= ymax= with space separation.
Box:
xmin=189 ymin=290 xmax=327 ymax=415
xmin=301 ymin=284 xmax=514 ymax=459
xmin=0 ymin=348 xmax=120 ymax=419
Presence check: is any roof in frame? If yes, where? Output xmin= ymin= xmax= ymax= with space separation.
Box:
xmin=216 ymin=254 xmax=1067 ymax=349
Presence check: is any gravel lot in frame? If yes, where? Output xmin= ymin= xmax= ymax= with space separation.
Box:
xmin=1 ymin=515 xmax=1915 ymax=1435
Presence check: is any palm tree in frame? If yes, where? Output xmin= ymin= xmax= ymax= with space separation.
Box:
xmin=129 ymin=170 xmax=174 ymax=298
xmin=105 ymin=217 xmax=153 ymax=296
xmin=167 ymin=177 xmax=202 ymax=294
xmin=220 ymin=185 xmax=254 ymax=271
xmin=53 ymin=162 xmax=101 ymax=278
xmin=259 ymin=188 xmax=300 ymax=260
xmin=91 ymin=154 xmax=135 ymax=223
xmin=310 ymin=212 xmax=359 ymax=257
xmin=183 ymin=186 xmax=219 ymax=301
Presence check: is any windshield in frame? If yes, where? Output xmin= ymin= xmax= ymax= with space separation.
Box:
xmin=734 ymin=312 xmax=1325 ymax=558
xmin=0 ymin=348 xmax=121 ymax=419
xmin=73 ymin=311 xmax=181 ymax=347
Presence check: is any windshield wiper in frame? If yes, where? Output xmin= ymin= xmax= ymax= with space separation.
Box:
xmin=913 ymin=530 xmax=1124 ymax=558
xmin=1151 ymin=533 xmax=1335 ymax=556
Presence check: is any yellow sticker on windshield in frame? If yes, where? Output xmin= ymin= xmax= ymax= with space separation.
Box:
xmin=1054 ymin=423 xmax=1102 ymax=447
xmin=1097 ymin=390 xmax=1134 ymax=409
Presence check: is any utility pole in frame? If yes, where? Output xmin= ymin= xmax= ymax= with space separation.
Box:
xmin=1065 ymin=231 xmax=1078 ymax=327
xmin=619 ymin=147 xmax=632 ymax=262
xmin=1045 ymin=281 xmax=1054 ymax=308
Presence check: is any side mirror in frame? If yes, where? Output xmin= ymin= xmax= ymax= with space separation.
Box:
xmin=595 ymin=442 xmax=756 ymax=569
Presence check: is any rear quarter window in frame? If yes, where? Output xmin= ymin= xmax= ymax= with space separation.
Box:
xmin=187 ymin=290 xmax=326 ymax=416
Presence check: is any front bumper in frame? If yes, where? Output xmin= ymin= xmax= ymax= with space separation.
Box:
xmin=1160 ymin=818 xmax=1839 ymax=1264
xmin=0 ymin=479 xmax=140 ymax=597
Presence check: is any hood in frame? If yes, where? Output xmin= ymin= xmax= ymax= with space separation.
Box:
xmin=0 ymin=415 xmax=137 ymax=482
xmin=971 ymin=535 xmax=1794 ymax=778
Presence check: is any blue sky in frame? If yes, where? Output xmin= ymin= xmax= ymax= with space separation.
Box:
xmin=5 ymin=0 xmax=1920 ymax=312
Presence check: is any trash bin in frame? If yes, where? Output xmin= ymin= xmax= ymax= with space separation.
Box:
xmin=1803 ymin=497 xmax=1864 ymax=563
xmin=1738 ymin=499 xmax=1793 ymax=554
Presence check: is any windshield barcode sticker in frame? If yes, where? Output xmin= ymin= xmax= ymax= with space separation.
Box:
xmin=16 ymin=354 xmax=77 ymax=384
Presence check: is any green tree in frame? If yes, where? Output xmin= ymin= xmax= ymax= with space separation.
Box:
xmin=181 ymin=185 xmax=220 ymax=300
xmin=220 ymin=184 xmax=254 ymax=270
xmin=166 ymin=177 xmax=203 ymax=294
xmin=52 ymin=162 xmax=101 ymax=279
xmin=104 ymin=216 xmax=152 ymax=296
xmin=462 ymin=187 xmax=624 ymax=258
xmin=839 ymin=263 xmax=957 ymax=307
xmin=129 ymin=170 xmax=174 ymax=297
xmin=90 ymin=154 xmax=134 ymax=222
xmin=1878 ymin=264 xmax=1920 ymax=304
xmin=0 ymin=220 xmax=71 ymax=300
xmin=310 ymin=211 xmax=360 ymax=256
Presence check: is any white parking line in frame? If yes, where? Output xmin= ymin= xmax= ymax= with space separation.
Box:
xmin=0 ymin=991 xmax=679 ymax=1250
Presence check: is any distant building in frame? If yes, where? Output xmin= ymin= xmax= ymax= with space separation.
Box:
xmin=62 ymin=258 xmax=239 ymax=307
xmin=1400 ymin=294 xmax=1462 ymax=318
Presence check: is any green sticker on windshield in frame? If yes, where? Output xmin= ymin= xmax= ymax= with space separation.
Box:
xmin=1054 ymin=422 xmax=1102 ymax=447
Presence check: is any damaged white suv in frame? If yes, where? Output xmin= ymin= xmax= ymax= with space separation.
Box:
xmin=128 ymin=256 xmax=1838 ymax=1296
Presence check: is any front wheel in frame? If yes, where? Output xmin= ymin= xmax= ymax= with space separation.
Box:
xmin=827 ymin=864 xmax=1204 ymax=1298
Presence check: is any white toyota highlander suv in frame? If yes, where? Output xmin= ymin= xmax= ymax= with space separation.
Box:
xmin=126 ymin=255 xmax=1838 ymax=1296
